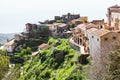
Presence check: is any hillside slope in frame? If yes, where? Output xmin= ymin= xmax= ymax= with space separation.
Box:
xmin=19 ymin=37 xmax=90 ymax=80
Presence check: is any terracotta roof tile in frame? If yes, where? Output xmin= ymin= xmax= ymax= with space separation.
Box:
xmin=32 ymin=51 xmax=39 ymax=56
xmin=38 ymin=43 xmax=49 ymax=50
xmin=4 ymin=39 xmax=15 ymax=46
xmin=90 ymin=29 xmax=110 ymax=36
xmin=76 ymin=23 xmax=97 ymax=30
xmin=76 ymin=23 xmax=87 ymax=30
xmin=87 ymin=28 xmax=98 ymax=33
xmin=86 ymin=23 xmax=98 ymax=29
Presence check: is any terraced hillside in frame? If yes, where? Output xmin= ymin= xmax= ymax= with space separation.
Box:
xmin=19 ymin=37 xmax=90 ymax=80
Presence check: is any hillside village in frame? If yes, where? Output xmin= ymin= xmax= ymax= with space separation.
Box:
xmin=2 ymin=5 xmax=120 ymax=57
xmin=0 ymin=5 xmax=120 ymax=80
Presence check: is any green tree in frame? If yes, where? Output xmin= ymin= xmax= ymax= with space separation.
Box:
xmin=0 ymin=50 xmax=10 ymax=80
xmin=5 ymin=64 xmax=21 ymax=80
xmin=20 ymin=49 xmax=27 ymax=56
xmin=106 ymin=50 xmax=120 ymax=80
xmin=26 ymin=47 xmax=32 ymax=54
xmin=0 ymin=49 xmax=7 ymax=56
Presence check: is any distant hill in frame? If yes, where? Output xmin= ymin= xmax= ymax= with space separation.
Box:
xmin=0 ymin=33 xmax=15 ymax=44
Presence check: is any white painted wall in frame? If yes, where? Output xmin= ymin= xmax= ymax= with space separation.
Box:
xmin=111 ymin=12 xmax=120 ymax=28
xmin=88 ymin=34 xmax=101 ymax=56
xmin=4 ymin=45 xmax=14 ymax=52
xmin=88 ymin=31 xmax=120 ymax=60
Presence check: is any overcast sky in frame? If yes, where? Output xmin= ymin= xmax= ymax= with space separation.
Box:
xmin=0 ymin=0 xmax=120 ymax=33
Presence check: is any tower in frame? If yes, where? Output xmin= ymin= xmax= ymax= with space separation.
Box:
xmin=107 ymin=5 xmax=120 ymax=30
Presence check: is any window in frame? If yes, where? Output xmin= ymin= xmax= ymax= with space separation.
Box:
xmin=97 ymin=38 xmax=99 ymax=41
xmin=92 ymin=36 xmax=94 ymax=38
xmin=104 ymin=38 xmax=108 ymax=41
xmin=112 ymin=37 xmax=116 ymax=40
xmin=117 ymin=31 xmax=120 ymax=33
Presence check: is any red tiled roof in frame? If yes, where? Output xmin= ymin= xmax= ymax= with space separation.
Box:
xmin=87 ymin=28 xmax=98 ymax=33
xmin=90 ymin=29 xmax=110 ymax=37
xmin=76 ymin=23 xmax=86 ymax=30
xmin=76 ymin=23 xmax=98 ymax=30
xmin=86 ymin=23 xmax=98 ymax=29
xmin=38 ymin=43 xmax=49 ymax=50
xmin=4 ymin=39 xmax=15 ymax=46
xmin=32 ymin=51 xmax=39 ymax=56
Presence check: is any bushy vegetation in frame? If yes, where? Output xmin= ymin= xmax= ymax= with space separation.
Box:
xmin=105 ymin=49 xmax=120 ymax=80
xmin=19 ymin=37 xmax=89 ymax=80
xmin=4 ymin=64 xmax=21 ymax=80
xmin=55 ymin=19 xmax=63 ymax=23
xmin=1 ymin=35 xmax=120 ymax=80
xmin=15 ymin=37 xmax=48 ymax=52
xmin=88 ymin=47 xmax=120 ymax=80
xmin=38 ymin=26 xmax=49 ymax=32
xmin=0 ymin=50 xmax=10 ymax=80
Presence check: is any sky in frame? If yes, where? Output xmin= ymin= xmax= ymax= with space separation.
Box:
xmin=0 ymin=0 xmax=120 ymax=33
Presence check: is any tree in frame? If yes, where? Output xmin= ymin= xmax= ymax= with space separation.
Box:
xmin=105 ymin=50 xmax=120 ymax=80
xmin=26 ymin=47 xmax=32 ymax=54
xmin=0 ymin=50 xmax=10 ymax=80
xmin=0 ymin=49 xmax=7 ymax=56
xmin=4 ymin=64 xmax=21 ymax=80
xmin=87 ymin=37 xmax=120 ymax=80
xmin=21 ymin=49 xmax=27 ymax=56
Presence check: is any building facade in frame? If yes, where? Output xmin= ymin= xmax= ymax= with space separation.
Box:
xmin=4 ymin=39 xmax=16 ymax=53
xmin=26 ymin=23 xmax=37 ymax=33
xmin=107 ymin=5 xmax=120 ymax=30
xmin=69 ymin=22 xmax=120 ymax=59
xmin=69 ymin=23 xmax=98 ymax=54
xmin=88 ymin=29 xmax=120 ymax=61
xmin=62 ymin=13 xmax=80 ymax=23
xmin=71 ymin=16 xmax=88 ymax=26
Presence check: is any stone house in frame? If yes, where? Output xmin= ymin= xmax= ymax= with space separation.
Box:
xmin=88 ymin=29 xmax=120 ymax=60
xmin=107 ymin=5 xmax=120 ymax=30
xmin=76 ymin=23 xmax=98 ymax=37
xmin=14 ymin=34 xmax=24 ymax=41
xmin=32 ymin=43 xmax=49 ymax=56
xmin=32 ymin=51 xmax=39 ymax=56
xmin=26 ymin=23 xmax=37 ymax=33
xmin=38 ymin=43 xmax=49 ymax=52
xmin=71 ymin=16 xmax=88 ymax=26
xmin=24 ymin=23 xmax=51 ymax=37
xmin=91 ymin=19 xmax=105 ymax=29
xmin=4 ymin=39 xmax=16 ymax=53
xmin=69 ymin=23 xmax=98 ymax=54
xmin=51 ymin=23 xmax=67 ymax=33
xmin=62 ymin=13 xmax=80 ymax=23
xmin=69 ymin=22 xmax=120 ymax=58
xmin=50 ymin=23 xmax=69 ymax=38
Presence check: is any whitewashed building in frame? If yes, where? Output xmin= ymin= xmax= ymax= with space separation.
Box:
xmin=4 ymin=39 xmax=16 ymax=53
xmin=70 ymin=23 xmax=98 ymax=54
xmin=107 ymin=5 xmax=120 ymax=30
xmin=88 ymin=29 xmax=120 ymax=60
xmin=70 ymin=22 xmax=120 ymax=58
